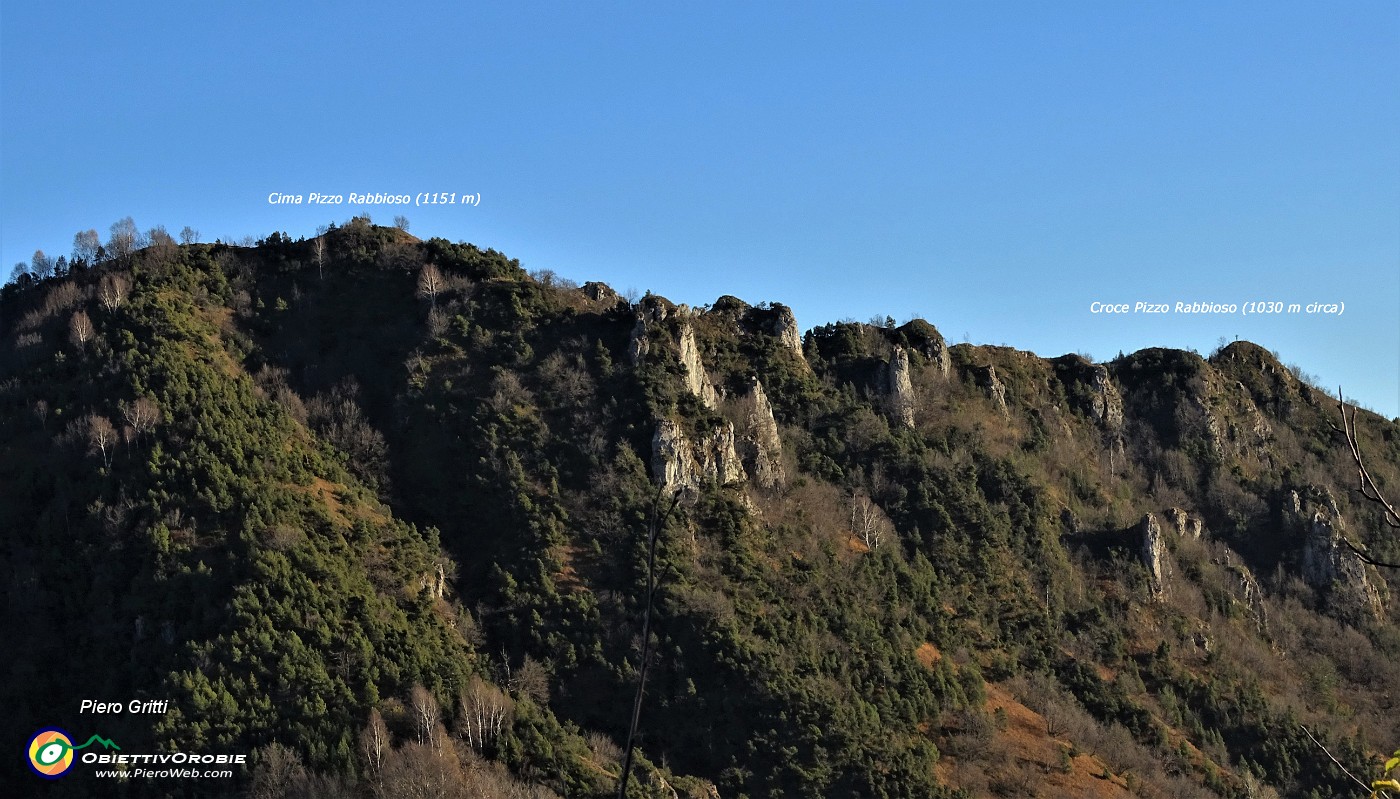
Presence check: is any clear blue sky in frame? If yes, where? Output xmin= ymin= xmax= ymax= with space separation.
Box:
xmin=4 ymin=2 xmax=1397 ymax=415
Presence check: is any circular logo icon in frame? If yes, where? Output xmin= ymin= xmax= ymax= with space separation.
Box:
xmin=27 ymin=728 xmax=75 ymax=779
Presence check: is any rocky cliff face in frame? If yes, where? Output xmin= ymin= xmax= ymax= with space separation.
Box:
xmin=1159 ymin=507 xmax=1265 ymax=630
xmin=627 ymin=296 xmax=672 ymax=366
xmin=1055 ymin=356 xmax=1126 ymax=469
xmin=1139 ymin=513 xmax=1172 ymax=601
xmin=973 ymin=364 xmax=1009 ymax=417
xmin=678 ymin=323 xmax=721 ymax=410
xmin=628 ymin=315 xmax=649 ymax=366
xmin=1203 ymin=388 xmax=1273 ymax=463
xmin=1166 ymin=372 xmax=1274 ymax=467
xmin=652 ymin=419 xmax=747 ymax=498
xmin=1165 ymin=507 xmax=1204 ymax=540
xmin=1288 ymin=488 xmax=1384 ymax=622
xmin=739 ymin=376 xmax=785 ymax=489
xmin=421 ymin=562 xmax=447 ymax=600
xmin=1089 ymin=364 xmax=1124 ymax=431
xmin=897 ymin=319 xmax=950 ymax=378
xmin=1219 ymin=550 xmax=1268 ymax=633
xmin=698 ymin=421 xmax=746 ymax=486
xmin=652 ymin=419 xmax=694 ymax=495
xmin=921 ymin=336 xmax=951 ymax=379
xmin=1234 ymin=388 xmax=1273 ymax=453
xmin=581 ymin=281 xmax=625 ymax=309
xmin=768 ymin=304 xmax=807 ymax=368
xmin=1197 ymin=399 xmax=1227 ymax=461
xmin=887 ymin=346 xmax=916 ymax=429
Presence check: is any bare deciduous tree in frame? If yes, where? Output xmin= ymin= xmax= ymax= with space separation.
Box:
xmin=31 ymin=250 xmax=54 ymax=280
xmin=849 ymin=491 xmax=893 ymax=550
xmin=306 ymin=380 xmax=389 ymax=491
xmin=147 ymin=226 xmax=178 ymax=265
xmin=312 ymin=231 xmax=327 ymax=280
xmin=587 ymin=731 xmax=624 ymax=767
xmin=14 ymin=331 xmax=42 ymax=356
xmin=33 ymin=400 xmax=49 ymax=430
xmin=179 ymin=226 xmax=199 ymax=245
xmin=409 ymin=685 xmax=441 ymax=750
xmin=359 ymin=708 xmax=390 ymax=790
xmin=69 ymin=310 xmax=95 ymax=348
xmin=248 ymin=743 xmax=307 ymax=799
xmin=376 ymin=742 xmax=465 ymax=799
xmin=1042 ymin=696 xmax=1071 ymax=738
xmin=98 ymin=273 xmax=132 ymax=312
xmin=458 ymin=676 xmax=513 ymax=751
xmin=417 ymin=264 xmax=444 ymax=307
xmin=108 ymin=217 xmax=140 ymax=260
xmin=73 ymin=229 xmax=101 ymax=264
xmin=394 ymin=215 xmax=410 ymax=232
xmin=148 ymin=225 xmax=175 ymax=248
xmin=513 ymin=655 xmax=550 ymax=705
xmin=121 ymin=397 xmax=161 ymax=442
xmin=42 ymin=282 xmax=83 ymax=320
xmin=1296 ymin=396 xmax=1400 ymax=793
xmin=486 ymin=372 xmax=538 ymax=417
xmin=427 ymin=306 xmax=449 ymax=338
xmin=84 ymin=414 xmax=117 ymax=468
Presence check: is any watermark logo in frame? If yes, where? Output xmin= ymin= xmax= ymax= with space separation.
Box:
xmin=26 ymin=728 xmax=120 ymax=779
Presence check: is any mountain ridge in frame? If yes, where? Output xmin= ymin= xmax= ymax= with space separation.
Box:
xmin=4 ymin=219 xmax=1399 ymax=798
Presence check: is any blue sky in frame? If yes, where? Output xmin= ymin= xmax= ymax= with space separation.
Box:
xmin=3 ymin=2 xmax=1397 ymax=415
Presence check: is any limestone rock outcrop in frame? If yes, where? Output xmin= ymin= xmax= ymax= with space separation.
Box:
xmin=1088 ymin=364 xmax=1124 ymax=431
xmin=1200 ymin=402 xmax=1226 ymax=460
xmin=1165 ymin=507 xmax=1204 ymax=540
xmin=652 ymin=419 xmax=747 ymax=499
xmin=1230 ymin=395 xmax=1273 ymax=459
xmin=972 ymin=365 xmax=1008 ymax=417
xmin=1218 ymin=549 xmax=1268 ymax=633
xmin=739 ymin=377 xmax=785 ymax=489
xmin=1182 ymin=383 xmax=1273 ymax=465
xmin=896 ymin=319 xmax=950 ymax=378
xmin=627 ymin=297 xmax=671 ymax=367
xmin=917 ymin=334 xmax=951 ymax=379
xmin=1287 ymin=488 xmax=1384 ymax=622
xmin=886 ymin=346 xmax=916 ymax=428
xmin=1138 ymin=513 xmax=1172 ymax=601
xmin=678 ymin=323 xmax=721 ymax=409
xmin=636 ymin=295 xmax=671 ymax=324
xmin=627 ymin=315 xmax=649 ymax=366
xmin=768 ymin=304 xmax=807 ymax=367
xmin=698 ymin=421 xmax=746 ymax=486
xmin=581 ymin=281 xmax=624 ymax=308
xmin=421 ymin=562 xmax=447 ymax=600
xmin=652 ymin=420 xmax=695 ymax=495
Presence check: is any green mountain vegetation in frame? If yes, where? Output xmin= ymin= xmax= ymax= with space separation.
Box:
xmin=4 ymin=218 xmax=1399 ymax=798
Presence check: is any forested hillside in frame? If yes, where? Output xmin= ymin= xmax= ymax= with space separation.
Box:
xmin=4 ymin=219 xmax=1399 ymax=798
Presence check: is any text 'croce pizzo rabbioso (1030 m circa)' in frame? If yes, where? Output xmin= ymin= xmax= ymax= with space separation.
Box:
xmin=1088 ymin=300 xmax=1344 ymax=316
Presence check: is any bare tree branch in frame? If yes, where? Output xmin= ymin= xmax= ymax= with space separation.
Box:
xmin=1332 ymin=388 xmax=1400 ymax=529
xmin=1300 ymin=725 xmax=1372 ymax=795
xmin=1337 ymin=537 xmax=1400 ymax=571
xmin=617 ymin=486 xmax=682 ymax=799
xmin=1323 ymin=388 xmax=1400 ymax=572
